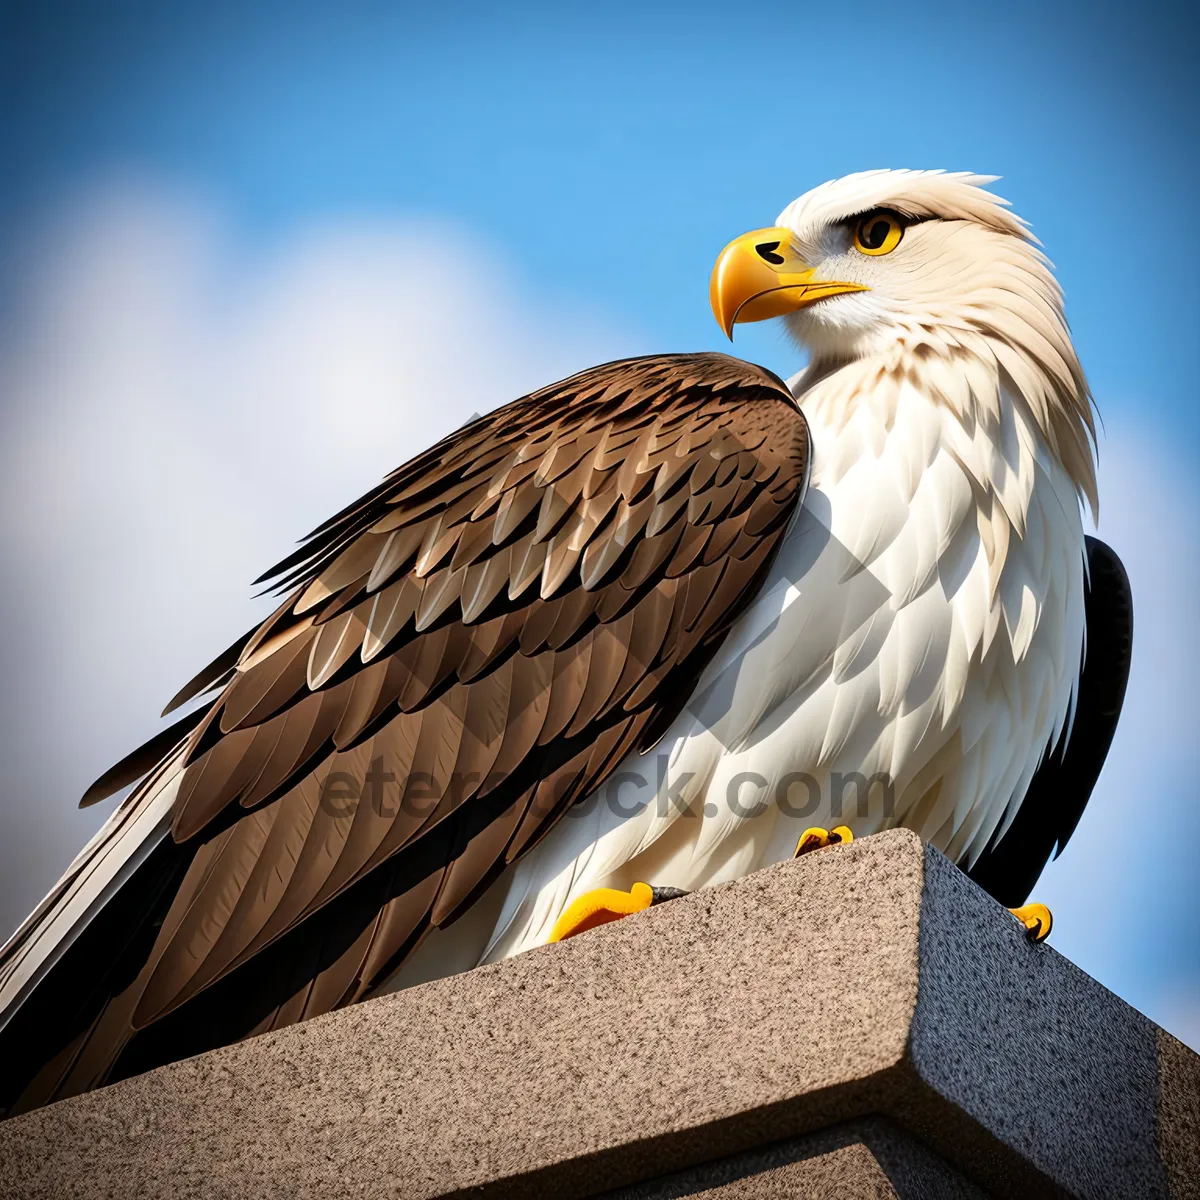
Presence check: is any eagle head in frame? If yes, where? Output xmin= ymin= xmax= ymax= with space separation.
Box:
xmin=711 ymin=169 xmax=1097 ymax=512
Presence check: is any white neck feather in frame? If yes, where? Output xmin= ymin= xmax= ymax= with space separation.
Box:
xmin=794 ymin=318 xmax=1097 ymax=523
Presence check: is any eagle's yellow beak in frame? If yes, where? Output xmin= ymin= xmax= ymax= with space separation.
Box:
xmin=709 ymin=227 xmax=868 ymax=338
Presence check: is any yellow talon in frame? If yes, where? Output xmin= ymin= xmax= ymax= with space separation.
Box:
xmin=795 ymin=826 xmax=854 ymax=857
xmin=1009 ymin=902 xmax=1053 ymax=942
xmin=549 ymin=882 xmax=655 ymax=943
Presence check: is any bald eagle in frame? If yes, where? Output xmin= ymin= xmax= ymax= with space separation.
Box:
xmin=0 ymin=171 xmax=1131 ymax=1113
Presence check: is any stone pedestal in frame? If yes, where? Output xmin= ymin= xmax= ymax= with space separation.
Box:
xmin=1 ymin=829 xmax=1196 ymax=1198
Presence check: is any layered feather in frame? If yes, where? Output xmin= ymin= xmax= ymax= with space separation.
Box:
xmin=0 ymin=352 xmax=808 ymax=1109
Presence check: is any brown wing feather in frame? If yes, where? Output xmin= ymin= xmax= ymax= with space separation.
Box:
xmin=9 ymin=352 xmax=807 ymax=1110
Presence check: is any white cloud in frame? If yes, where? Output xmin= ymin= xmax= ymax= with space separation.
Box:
xmin=0 ymin=185 xmax=641 ymax=937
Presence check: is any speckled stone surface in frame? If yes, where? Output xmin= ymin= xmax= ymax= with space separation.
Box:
xmin=598 ymin=1117 xmax=990 ymax=1198
xmin=0 ymin=829 xmax=1195 ymax=1200
xmin=1155 ymin=1027 xmax=1200 ymax=1199
xmin=912 ymin=849 xmax=1169 ymax=1196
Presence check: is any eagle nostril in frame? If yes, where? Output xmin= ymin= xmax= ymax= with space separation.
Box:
xmin=755 ymin=242 xmax=786 ymax=265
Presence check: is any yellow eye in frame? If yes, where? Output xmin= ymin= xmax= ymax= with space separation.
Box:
xmin=853 ymin=211 xmax=904 ymax=256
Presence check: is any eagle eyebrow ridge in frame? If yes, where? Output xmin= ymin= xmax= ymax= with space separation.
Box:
xmin=837 ymin=207 xmax=937 ymax=228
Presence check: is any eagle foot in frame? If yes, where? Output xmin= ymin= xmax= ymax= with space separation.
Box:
xmin=794 ymin=826 xmax=854 ymax=858
xmin=548 ymin=883 xmax=689 ymax=943
xmin=1009 ymin=902 xmax=1053 ymax=942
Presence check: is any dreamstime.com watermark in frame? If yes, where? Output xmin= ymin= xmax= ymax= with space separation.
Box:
xmin=319 ymin=754 xmax=895 ymax=824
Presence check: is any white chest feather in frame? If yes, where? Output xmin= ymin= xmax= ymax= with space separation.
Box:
xmin=382 ymin=363 xmax=1088 ymax=985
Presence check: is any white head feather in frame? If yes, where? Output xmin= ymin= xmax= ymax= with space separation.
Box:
xmin=775 ymin=170 xmax=1097 ymax=514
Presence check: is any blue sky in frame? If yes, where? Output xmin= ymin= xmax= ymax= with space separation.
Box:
xmin=1 ymin=0 xmax=1197 ymax=1043
xmin=4 ymin=0 xmax=1197 ymax=434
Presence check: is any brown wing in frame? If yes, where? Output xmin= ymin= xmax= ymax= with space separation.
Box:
xmin=5 ymin=351 xmax=807 ymax=1108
